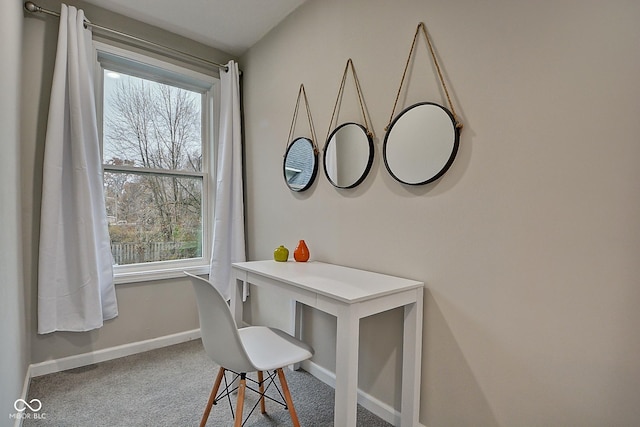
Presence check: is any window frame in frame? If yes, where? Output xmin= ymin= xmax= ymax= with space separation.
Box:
xmin=94 ymin=41 xmax=218 ymax=284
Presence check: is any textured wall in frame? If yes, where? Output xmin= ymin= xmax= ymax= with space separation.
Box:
xmin=1 ymin=0 xmax=28 ymax=423
xmin=239 ymin=0 xmax=640 ymax=425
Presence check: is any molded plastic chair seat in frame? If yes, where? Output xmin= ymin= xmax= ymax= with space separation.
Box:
xmin=239 ymin=326 xmax=313 ymax=371
xmin=184 ymin=271 xmax=314 ymax=427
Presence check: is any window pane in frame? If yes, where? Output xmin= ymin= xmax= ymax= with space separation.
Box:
xmin=103 ymin=70 xmax=202 ymax=172
xmin=104 ymin=171 xmax=203 ymax=265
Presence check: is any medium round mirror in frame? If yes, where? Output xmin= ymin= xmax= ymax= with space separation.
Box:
xmin=383 ymin=102 xmax=460 ymax=185
xmin=323 ymin=122 xmax=374 ymax=189
xmin=283 ymin=137 xmax=318 ymax=192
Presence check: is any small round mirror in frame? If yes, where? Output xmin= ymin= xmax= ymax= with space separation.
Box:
xmin=323 ymin=123 xmax=374 ymax=189
xmin=383 ymin=102 xmax=460 ymax=185
xmin=283 ymin=137 xmax=318 ymax=192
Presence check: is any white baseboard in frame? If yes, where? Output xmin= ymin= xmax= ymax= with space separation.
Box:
xmin=300 ymin=359 xmax=403 ymax=426
xmin=13 ymin=364 xmax=33 ymax=427
xmin=29 ymin=329 xmax=201 ymax=378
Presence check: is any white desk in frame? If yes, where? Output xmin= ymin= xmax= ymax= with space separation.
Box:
xmin=230 ymin=260 xmax=424 ymax=427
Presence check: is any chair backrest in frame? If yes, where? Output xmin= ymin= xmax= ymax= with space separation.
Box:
xmin=184 ymin=272 xmax=256 ymax=373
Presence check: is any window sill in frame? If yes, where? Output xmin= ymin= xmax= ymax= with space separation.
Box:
xmin=114 ymin=264 xmax=210 ymax=285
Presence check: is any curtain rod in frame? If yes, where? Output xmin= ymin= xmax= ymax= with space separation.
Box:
xmin=24 ymin=1 xmax=229 ymax=72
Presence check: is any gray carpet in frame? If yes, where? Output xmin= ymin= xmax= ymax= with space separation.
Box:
xmin=25 ymin=339 xmax=393 ymax=426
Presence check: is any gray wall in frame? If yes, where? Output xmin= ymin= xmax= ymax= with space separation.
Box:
xmin=239 ymin=0 xmax=640 ymax=426
xmin=20 ymin=0 xmax=235 ymax=364
xmin=1 ymin=0 xmax=28 ymax=423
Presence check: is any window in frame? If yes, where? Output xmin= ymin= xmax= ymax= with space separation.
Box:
xmin=95 ymin=43 xmax=217 ymax=282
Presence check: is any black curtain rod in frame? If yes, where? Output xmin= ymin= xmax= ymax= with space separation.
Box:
xmin=24 ymin=1 xmax=230 ymax=72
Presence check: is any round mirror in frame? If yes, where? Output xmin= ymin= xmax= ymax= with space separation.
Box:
xmin=283 ymin=137 xmax=318 ymax=192
xmin=383 ymin=102 xmax=460 ymax=185
xmin=323 ymin=123 xmax=374 ymax=189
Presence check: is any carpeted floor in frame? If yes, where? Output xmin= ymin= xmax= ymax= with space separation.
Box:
xmin=25 ymin=339 xmax=393 ymax=426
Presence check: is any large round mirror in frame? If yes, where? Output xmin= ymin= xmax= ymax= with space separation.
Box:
xmin=323 ymin=122 xmax=374 ymax=189
xmin=283 ymin=137 xmax=318 ymax=192
xmin=383 ymin=102 xmax=460 ymax=185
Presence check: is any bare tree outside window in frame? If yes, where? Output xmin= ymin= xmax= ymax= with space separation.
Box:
xmin=102 ymin=70 xmax=204 ymax=265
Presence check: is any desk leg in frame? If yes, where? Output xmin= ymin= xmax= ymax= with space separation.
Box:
xmin=335 ymin=307 xmax=359 ymax=427
xmin=290 ymin=299 xmax=303 ymax=370
xmin=230 ymin=277 xmax=244 ymax=326
xmin=401 ymin=288 xmax=423 ymax=427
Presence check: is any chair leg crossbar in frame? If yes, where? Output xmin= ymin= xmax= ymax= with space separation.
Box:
xmin=199 ymin=367 xmax=301 ymax=427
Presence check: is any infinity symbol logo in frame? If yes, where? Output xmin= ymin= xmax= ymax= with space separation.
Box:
xmin=14 ymin=399 xmax=42 ymax=412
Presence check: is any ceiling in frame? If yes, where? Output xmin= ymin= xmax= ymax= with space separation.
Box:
xmin=82 ymin=0 xmax=308 ymax=56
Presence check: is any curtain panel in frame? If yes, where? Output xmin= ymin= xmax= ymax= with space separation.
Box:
xmin=209 ymin=60 xmax=246 ymax=301
xmin=38 ymin=4 xmax=118 ymax=333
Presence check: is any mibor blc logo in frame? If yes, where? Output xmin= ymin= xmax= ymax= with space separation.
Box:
xmin=14 ymin=399 xmax=42 ymax=412
xmin=10 ymin=399 xmax=46 ymax=420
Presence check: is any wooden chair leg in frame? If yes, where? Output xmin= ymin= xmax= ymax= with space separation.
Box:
xmin=234 ymin=375 xmax=247 ymax=427
xmin=200 ymin=367 xmax=225 ymax=427
xmin=257 ymin=371 xmax=267 ymax=414
xmin=276 ymin=368 xmax=300 ymax=427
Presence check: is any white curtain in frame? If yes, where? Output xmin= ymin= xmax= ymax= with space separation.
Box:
xmin=38 ymin=5 xmax=118 ymax=334
xmin=209 ymin=60 xmax=246 ymax=301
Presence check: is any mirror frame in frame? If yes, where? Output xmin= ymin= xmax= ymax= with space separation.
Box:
xmin=323 ymin=122 xmax=374 ymax=189
xmin=383 ymin=102 xmax=460 ymax=186
xmin=283 ymin=136 xmax=319 ymax=192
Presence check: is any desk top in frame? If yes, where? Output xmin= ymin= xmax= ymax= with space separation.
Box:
xmin=232 ymin=260 xmax=423 ymax=304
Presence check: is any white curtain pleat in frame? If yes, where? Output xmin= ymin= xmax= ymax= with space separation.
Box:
xmin=38 ymin=4 xmax=118 ymax=334
xmin=209 ymin=60 xmax=246 ymax=301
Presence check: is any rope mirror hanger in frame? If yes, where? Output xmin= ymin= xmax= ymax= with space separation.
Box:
xmin=385 ymin=22 xmax=462 ymax=132
xmin=323 ymin=59 xmax=375 ymax=189
xmin=283 ymin=84 xmax=319 ymax=192
xmin=383 ymin=22 xmax=463 ymax=186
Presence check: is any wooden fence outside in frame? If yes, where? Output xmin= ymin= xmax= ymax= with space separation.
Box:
xmin=111 ymin=241 xmax=199 ymax=265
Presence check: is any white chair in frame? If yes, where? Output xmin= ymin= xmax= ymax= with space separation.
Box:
xmin=184 ymin=272 xmax=314 ymax=427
